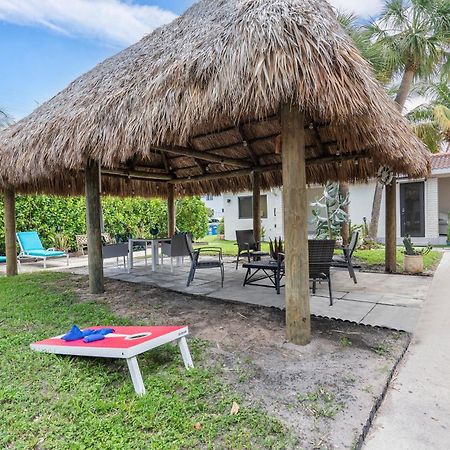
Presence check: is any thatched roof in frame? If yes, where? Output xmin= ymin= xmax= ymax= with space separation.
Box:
xmin=0 ymin=0 xmax=430 ymax=197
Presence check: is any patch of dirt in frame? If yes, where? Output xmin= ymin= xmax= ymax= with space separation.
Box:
xmin=65 ymin=275 xmax=409 ymax=449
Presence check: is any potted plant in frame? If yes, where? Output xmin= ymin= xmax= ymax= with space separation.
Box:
xmin=217 ymin=218 xmax=225 ymax=240
xmin=402 ymin=235 xmax=432 ymax=274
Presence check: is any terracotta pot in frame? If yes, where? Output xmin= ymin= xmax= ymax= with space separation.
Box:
xmin=403 ymin=254 xmax=423 ymax=274
xmin=218 ymin=234 xmax=225 ymax=240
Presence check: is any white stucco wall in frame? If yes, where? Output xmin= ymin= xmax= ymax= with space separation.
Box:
xmin=223 ymin=189 xmax=283 ymax=241
xmin=202 ymin=195 xmax=224 ymax=218
xmin=222 ymin=176 xmax=444 ymax=244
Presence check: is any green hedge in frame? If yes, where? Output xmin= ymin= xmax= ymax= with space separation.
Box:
xmin=0 ymin=195 xmax=209 ymax=254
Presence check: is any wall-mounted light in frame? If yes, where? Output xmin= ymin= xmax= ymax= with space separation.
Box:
xmin=227 ymin=199 xmax=231 ymax=203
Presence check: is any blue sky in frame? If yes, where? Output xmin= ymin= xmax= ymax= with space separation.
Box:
xmin=0 ymin=0 xmax=383 ymax=120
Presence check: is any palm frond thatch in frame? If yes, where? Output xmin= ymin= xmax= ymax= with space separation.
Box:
xmin=0 ymin=0 xmax=430 ymax=197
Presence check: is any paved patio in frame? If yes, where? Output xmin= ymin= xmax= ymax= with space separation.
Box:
xmin=61 ymin=254 xmax=432 ymax=332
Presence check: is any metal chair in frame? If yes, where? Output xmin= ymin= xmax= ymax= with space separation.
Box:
xmin=185 ymin=234 xmax=224 ymax=287
xmin=331 ymin=231 xmax=359 ymax=284
xmin=235 ymin=229 xmax=269 ymax=269
xmin=161 ymin=234 xmax=191 ymax=272
xmin=309 ymin=239 xmax=335 ymax=306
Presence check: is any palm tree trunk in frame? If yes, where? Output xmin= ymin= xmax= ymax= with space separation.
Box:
xmin=340 ymin=182 xmax=350 ymax=245
xmin=394 ymin=67 xmax=415 ymax=112
xmin=369 ymin=182 xmax=383 ymax=239
xmin=369 ymin=66 xmax=415 ymax=239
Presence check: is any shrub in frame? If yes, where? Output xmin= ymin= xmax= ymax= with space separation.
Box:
xmin=0 ymin=195 xmax=209 ymax=253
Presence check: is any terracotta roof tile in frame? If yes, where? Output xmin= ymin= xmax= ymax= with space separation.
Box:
xmin=431 ymin=153 xmax=450 ymax=170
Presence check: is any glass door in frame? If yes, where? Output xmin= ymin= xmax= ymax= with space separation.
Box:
xmin=400 ymin=182 xmax=425 ymax=237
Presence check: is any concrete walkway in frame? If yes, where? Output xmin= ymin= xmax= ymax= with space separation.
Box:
xmin=364 ymin=251 xmax=450 ymax=449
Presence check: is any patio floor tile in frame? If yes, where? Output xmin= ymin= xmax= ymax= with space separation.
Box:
xmin=360 ymin=304 xmax=420 ymax=332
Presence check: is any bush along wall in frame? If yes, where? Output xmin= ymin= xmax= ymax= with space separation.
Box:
xmin=0 ymin=195 xmax=209 ymax=254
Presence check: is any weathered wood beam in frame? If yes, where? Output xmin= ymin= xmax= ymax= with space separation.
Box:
xmin=4 ymin=189 xmax=18 ymax=276
xmin=167 ymin=184 xmax=176 ymax=237
xmin=167 ymin=152 xmax=370 ymax=184
xmin=152 ymin=145 xmax=252 ymax=168
xmin=281 ymin=103 xmax=311 ymax=346
xmin=385 ymin=178 xmax=397 ymax=273
xmin=86 ymin=159 xmax=104 ymax=294
xmin=168 ymin=164 xmax=281 ymax=184
xmin=102 ymin=168 xmax=173 ymax=181
xmin=252 ymin=172 xmax=261 ymax=247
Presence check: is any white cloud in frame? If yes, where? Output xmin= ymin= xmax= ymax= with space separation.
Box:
xmin=328 ymin=0 xmax=384 ymax=18
xmin=0 ymin=0 xmax=178 ymax=46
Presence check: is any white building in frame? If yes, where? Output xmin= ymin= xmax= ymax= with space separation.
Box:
xmin=222 ymin=153 xmax=450 ymax=245
xmin=202 ymin=194 xmax=224 ymax=219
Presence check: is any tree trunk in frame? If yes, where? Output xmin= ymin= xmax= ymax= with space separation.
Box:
xmin=339 ymin=182 xmax=350 ymax=245
xmin=394 ymin=67 xmax=415 ymax=112
xmin=281 ymin=104 xmax=310 ymax=346
xmin=167 ymin=184 xmax=176 ymax=237
xmin=4 ymin=189 xmax=18 ymax=276
xmin=369 ymin=66 xmax=415 ymax=240
xmin=252 ymin=172 xmax=261 ymax=249
xmin=369 ymin=182 xmax=384 ymax=240
xmin=85 ymin=159 xmax=104 ymax=294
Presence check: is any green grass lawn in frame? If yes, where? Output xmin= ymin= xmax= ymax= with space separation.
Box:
xmin=202 ymin=236 xmax=270 ymax=256
xmin=354 ymin=248 xmax=442 ymax=271
xmin=0 ymin=273 xmax=292 ymax=449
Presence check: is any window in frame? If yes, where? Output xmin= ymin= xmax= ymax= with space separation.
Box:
xmin=205 ymin=194 xmax=213 ymax=201
xmin=238 ymin=195 xmax=268 ymax=219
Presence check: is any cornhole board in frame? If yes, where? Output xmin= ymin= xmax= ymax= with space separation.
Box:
xmin=30 ymin=325 xmax=193 ymax=395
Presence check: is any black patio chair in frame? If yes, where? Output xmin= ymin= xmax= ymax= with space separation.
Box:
xmin=309 ymin=239 xmax=335 ymax=306
xmin=235 ymin=229 xmax=269 ymax=269
xmin=185 ymin=234 xmax=224 ymax=288
xmin=331 ymin=231 xmax=359 ymax=284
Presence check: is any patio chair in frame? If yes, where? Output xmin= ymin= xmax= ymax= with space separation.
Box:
xmin=161 ymin=234 xmax=191 ymax=272
xmin=16 ymin=231 xmax=69 ymax=269
xmin=309 ymin=239 xmax=335 ymax=306
xmin=235 ymin=229 xmax=269 ymax=269
xmin=331 ymin=231 xmax=359 ymax=284
xmin=185 ymin=234 xmax=224 ymax=287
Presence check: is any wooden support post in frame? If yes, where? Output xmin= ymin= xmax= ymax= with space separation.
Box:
xmin=281 ymin=104 xmax=311 ymax=345
xmin=167 ymin=184 xmax=176 ymax=237
xmin=85 ymin=160 xmax=104 ymax=294
xmin=252 ymin=172 xmax=261 ymax=249
xmin=4 ymin=189 xmax=18 ymax=276
xmin=385 ymin=179 xmax=397 ymax=273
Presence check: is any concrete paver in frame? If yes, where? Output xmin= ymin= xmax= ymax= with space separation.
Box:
xmin=363 ymin=251 xmax=450 ymax=450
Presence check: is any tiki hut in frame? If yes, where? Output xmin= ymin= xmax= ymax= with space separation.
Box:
xmin=0 ymin=0 xmax=430 ymax=344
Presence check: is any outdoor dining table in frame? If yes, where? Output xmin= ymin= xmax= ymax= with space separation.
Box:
xmin=242 ymin=258 xmax=285 ymax=294
xmin=127 ymin=238 xmax=171 ymax=272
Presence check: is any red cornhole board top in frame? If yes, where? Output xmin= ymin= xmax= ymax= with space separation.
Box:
xmin=31 ymin=325 xmax=189 ymax=359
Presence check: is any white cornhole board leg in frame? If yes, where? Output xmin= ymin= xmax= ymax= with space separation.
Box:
xmin=126 ymin=356 xmax=146 ymax=395
xmin=178 ymin=337 xmax=194 ymax=369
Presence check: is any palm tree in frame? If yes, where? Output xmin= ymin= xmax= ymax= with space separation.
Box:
xmin=0 ymin=108 xmax=12 ymax=129
xmin=406 ymin=78 xmax=450 ymax=152
xmin=364 ymin=0 xmax=449 ymax=239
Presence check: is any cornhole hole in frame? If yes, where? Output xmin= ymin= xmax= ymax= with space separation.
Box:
xmin=30 ymin=325 xmax=194 ymax=395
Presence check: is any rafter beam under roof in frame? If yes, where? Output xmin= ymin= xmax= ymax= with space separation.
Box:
xmin=151 ymin=145 xmax=252 ymax=168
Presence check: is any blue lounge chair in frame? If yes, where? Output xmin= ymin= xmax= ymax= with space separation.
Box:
xmin=16 ymin=231 xmax=69 ymax=269
xmin=0 ymin=256 xmax=6 ymax=264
